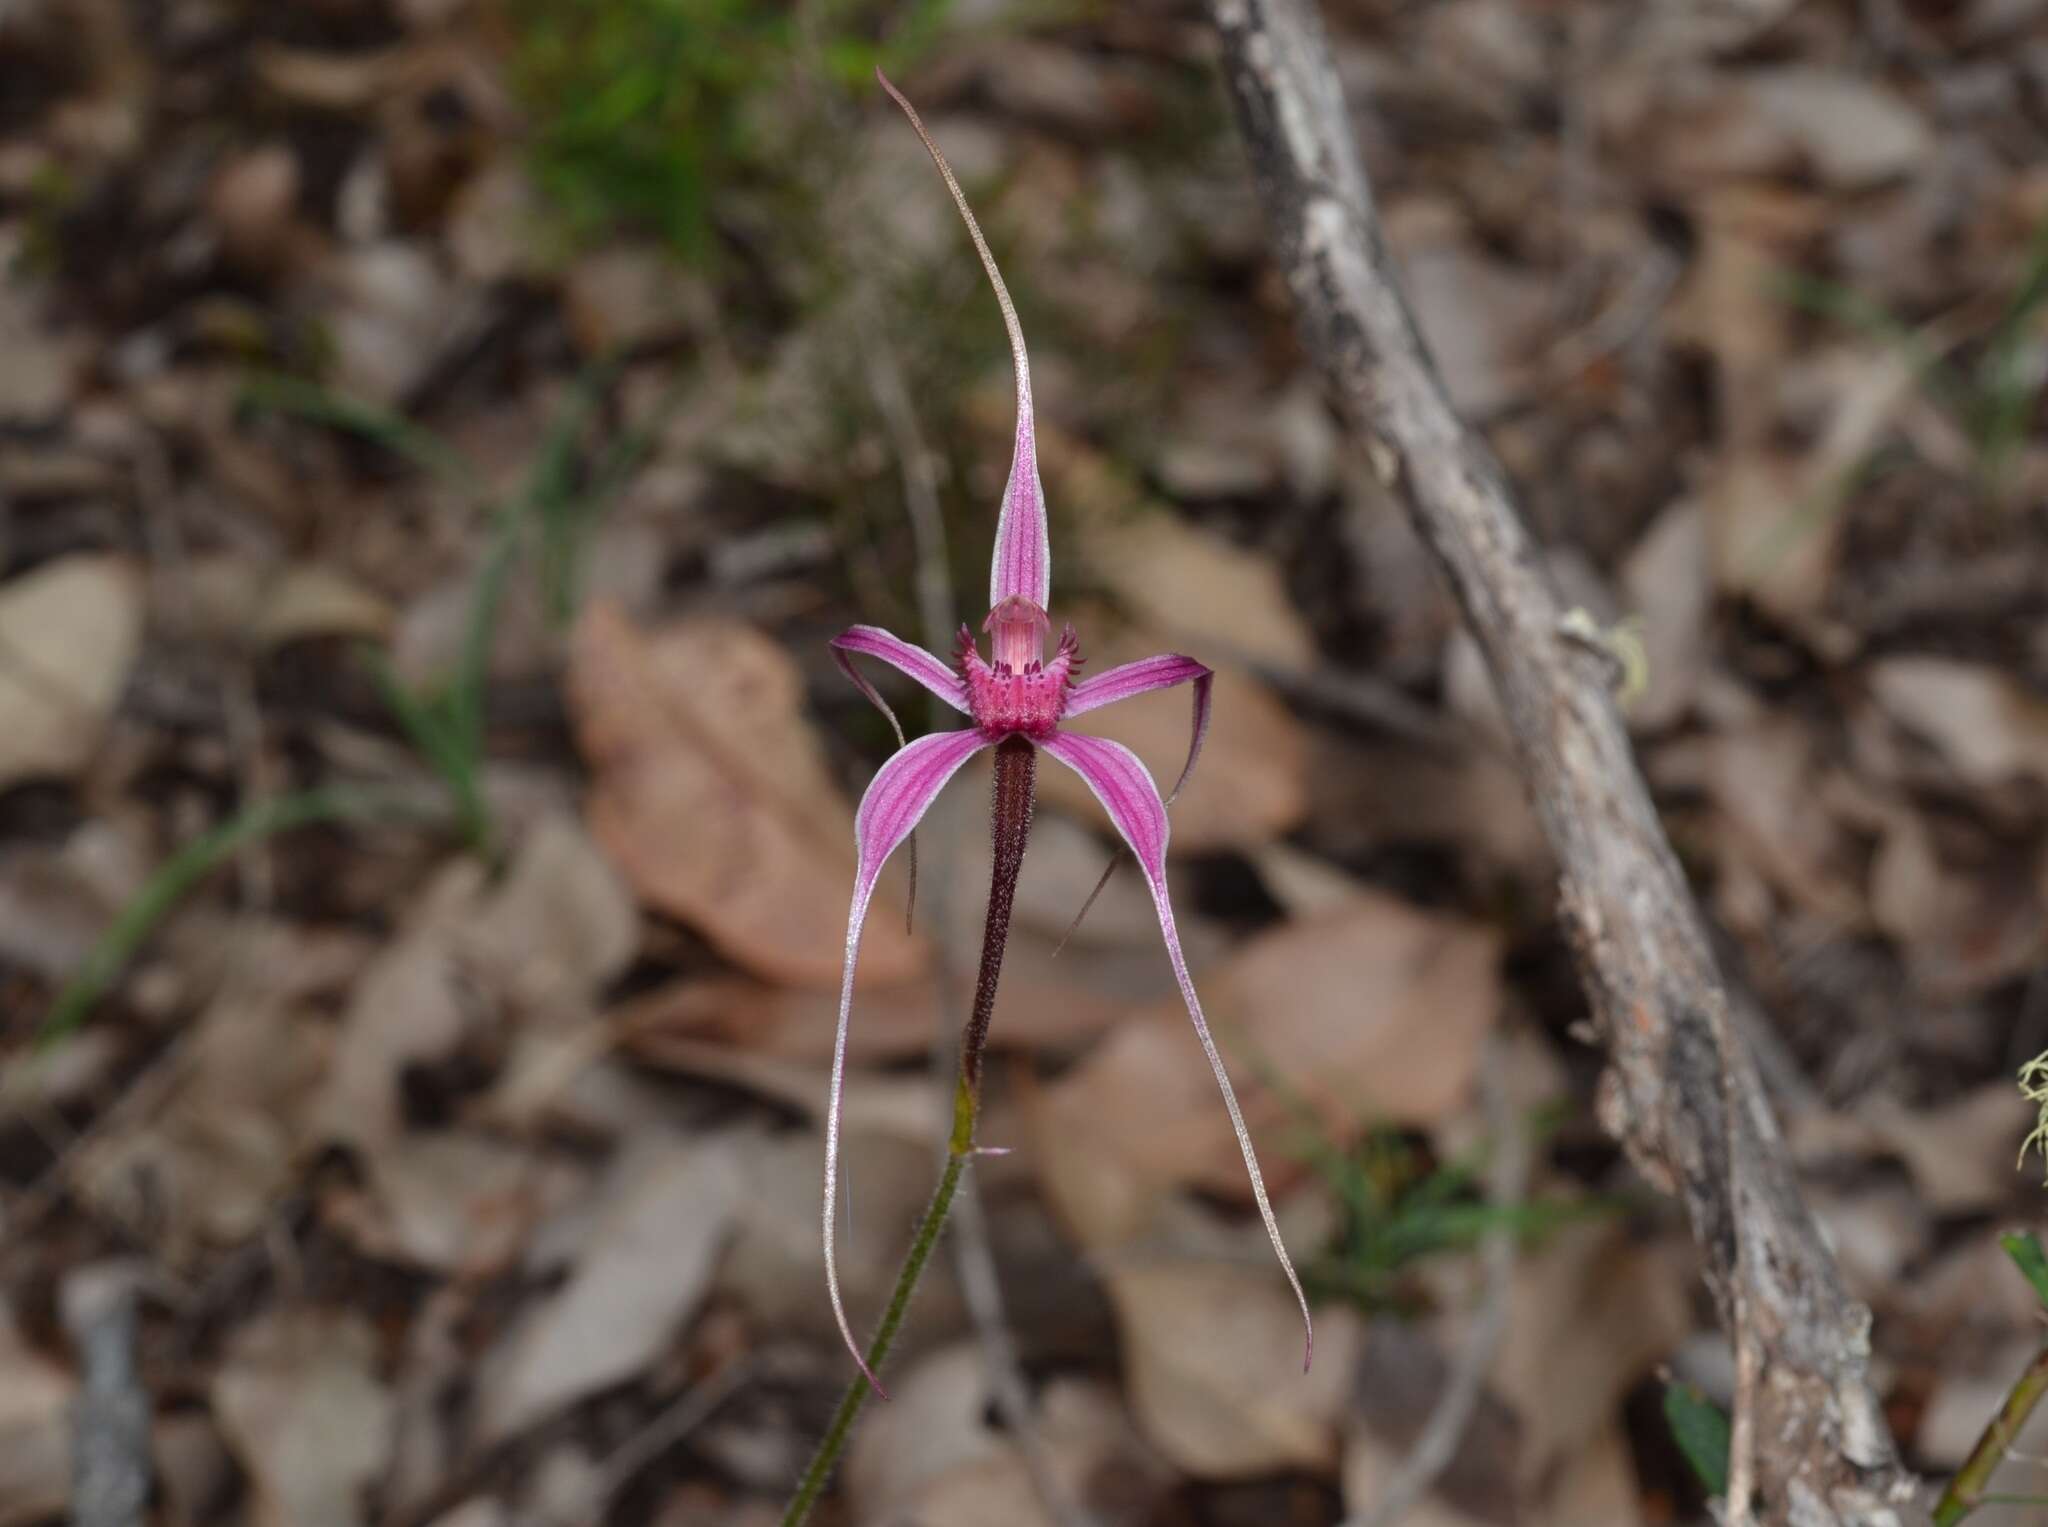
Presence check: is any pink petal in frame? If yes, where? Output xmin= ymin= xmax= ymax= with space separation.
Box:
xmin=877 ymin=71 xmax=1051 ymax=612
xmin=827 ymin=726 xmax=991 ymax=1393
xmin=831 ymin=625 xmax=969 ymax=747
xmin=1038 ymin=730 xmax=1313 ymax=1371
xmin=1064 ymin=654 xmax=1212 ymax=803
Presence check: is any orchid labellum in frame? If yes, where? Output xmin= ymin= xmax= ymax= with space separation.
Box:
xmin=825 ymin=72 xmax=1311 ymax=1394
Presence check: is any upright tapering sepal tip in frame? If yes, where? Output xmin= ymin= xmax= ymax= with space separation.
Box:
xmin=879 ymin=65 xmax=1052 ymax=613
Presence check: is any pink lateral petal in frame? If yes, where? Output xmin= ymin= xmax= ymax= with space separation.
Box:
xmin=1037 ymin=729 xmax=1314 ymax=1371
xmin=1063 ymin=654 xmax=1212 ymax=803
xmin=876 ymin=70 xmax=1051 ymax=611
xmin=826 ymin=726 xmax=991 ymax=1394
xmin=831 ymin=625 xmax=970 ymax=748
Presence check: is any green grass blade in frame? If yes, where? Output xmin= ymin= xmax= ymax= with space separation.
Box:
xmin=363 ymin=649 xmax=491 ymax=850
xmin=237 ymin=373 xmax=487 ymax=502
xmin=39 ymin=786 xmax=417 ymax=1046
xmin=1771 ymin=268 xmax=1972 ymax=420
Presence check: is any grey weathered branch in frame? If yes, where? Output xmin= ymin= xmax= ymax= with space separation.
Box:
xmin=1207 ymin=3 xmax=1924 ymax=1521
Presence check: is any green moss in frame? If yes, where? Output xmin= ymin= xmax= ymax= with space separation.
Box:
xmin=504 ymin=0 xmax=954 ymax=265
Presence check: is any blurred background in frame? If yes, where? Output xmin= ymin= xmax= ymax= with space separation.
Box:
xmin=0 ymin=1 xmax=2045 ymax=1524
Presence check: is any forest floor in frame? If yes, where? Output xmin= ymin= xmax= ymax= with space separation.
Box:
xmin=2 ymin=2 xmax=2047 ymax=1524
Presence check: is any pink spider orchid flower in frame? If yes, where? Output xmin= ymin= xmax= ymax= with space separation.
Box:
xmin=825 ymin=72 xmax=1311 ymax=1395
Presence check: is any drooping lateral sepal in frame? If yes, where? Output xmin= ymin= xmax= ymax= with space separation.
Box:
xmin=877 ymin=70 xmax=1052 ymax=613
xmin=824 ymin=726 xmax=992 ymax=1395
xmin=1036 ymin=729 xmax=1313 ymax=1371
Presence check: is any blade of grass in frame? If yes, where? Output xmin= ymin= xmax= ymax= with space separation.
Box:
xmin=1971 ymin=214 xmax=2048 ymax=496
xmin=39 ymin=785 xmax=436 ymax=1046
xmin=1771 ymin=268 xmax=1973 ymax=420
xmin=237 ymin=373 xmax=488 ymax=503
xmin=364 ymin=650 xmax=491 ymax=849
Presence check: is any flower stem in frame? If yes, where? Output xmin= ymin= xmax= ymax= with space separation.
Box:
xmin=779 ymin=1147 xmax=969 ymax=1526
xmin=780 ymin=737 xmax=1036 ymax=1526
xmin=1933 ymin=1339 xmax=2048 ymax=1527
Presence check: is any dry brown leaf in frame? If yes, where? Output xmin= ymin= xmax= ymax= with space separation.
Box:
xmin=1342 ymin=1315 xmax=1521 ymax=1524
xmin=848 ymin=1346 xmax=1167 ymax=1527
xmin=250 ymin=564 xmax=396 ymax=648
xmin=315 ymin=243 xmax=471 ymax=406
xmin=460 ymin=812 xmax=639 ymax=1020
xmin=1108 ymin=1261 xmax=1363 ymax=1479
xmin=714 ymin=1126 xmax=945 ymax=1348
xmin=562 ymin=245 xmax=703 ymax=355
xmin=0 ymin=1302 xmax=72 ymax=1527
xmin=1858 ymin=1085 xmax=2033 ymax=1217
xmin=1665 ymin=188 xmax=1916 ymax=626
xmin=1343 ymin=1434 xmax=1499 ymax=1527
xmin=1072 ymin=514 xmax=1316 ymax=670
xmin=181 ymin=555 xmax=395 ymax=650
xmin=0 ymin=555 xmax=143 ymax=790
xmin=1866 ymin=802 xmax=2045 ymax=998
xmin=618 ymin=966 xmax=1135 ymax=1066
xmin=446 ymin=159 xmax=551 ymax=284
xmin=1011 ymin=811 xmax=1160 ymax=947
xmin=1304 ymin=733 xmax=1548 ymax=880
xmin=1529 ymin=1424 xmax=1643 ymax=1527
xmin=323 ymin=1132 xmax=547 ymax=1275
xmin=212 ymin=1308 xmax=395 ymax=1527
xmin=1736 ymin=69 xmax=1932 ymax=189
xmin=1043 ymin=893 xmax=1501 ymax=1202
xmin=0 ymin=264 xmax=79 ymax=425
xmin=316 ymin=863 xmax=487 ymax=1154
xmin=1706 ymin=348 xmax=1918 ymax=626
xmin=208 ymin=144 xmax=305 ymax=275
xmin=1619 ymin=500 xmax=1710 ymax=732
xmin=251 ymin=43 xmax=409 ymax=109
xmin=1492 ymin=1222 xmax=1691 ymax=1486
xmin=77 ymin=934 xmax=336 ymax=1262
xmin=1397 ymin=238 xmax=1551 ymax=416
xmin=615 ymin=973 xmax=940 ymax=1063
xmin=1662 ymin=718 xmax=1865 ymax=926
xmin=153 ymin=1410 xmax=236 ymax=1527
xmin=476 ymin=1130 xmax=745 ymax=1442
xmin=568 ymin=604 xmax=921 ymax=988
xmin=1868 ymin=656 xmax=2048 ymax=789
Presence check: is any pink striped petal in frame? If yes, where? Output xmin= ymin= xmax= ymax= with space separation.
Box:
xmin=827 ymin=726 xmax=991 ymax=1393
xmin=831 ymin=625 xmax=969 ymax=747
xmin=877 ymin=71 xmax=1051 ymax=612
xmin=1038 ymin=730 xmax=1313 ymax=1371
xmin=1064 ymin=654 xmax=1212 ymax=803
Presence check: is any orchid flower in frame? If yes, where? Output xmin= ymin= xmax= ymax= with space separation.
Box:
xmin=825 ymin=72 xmax=1311 ymax=1394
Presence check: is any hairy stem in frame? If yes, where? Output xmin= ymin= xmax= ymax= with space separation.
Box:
xmin=1933 ymin=1341 xmax=2048 ymax=1527
xmin=781 ymin=736 xmax=1036 ymax=1526
xmin=963 ymin=738 xmax=1035 ymax=1088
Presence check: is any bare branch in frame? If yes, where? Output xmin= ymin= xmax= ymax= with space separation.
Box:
xmin=1205 ymin=3 xmax=1924 ymax=1520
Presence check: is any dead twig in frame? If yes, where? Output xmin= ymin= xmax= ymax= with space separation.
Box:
xmin=62 ymin=1263 xmax=152 ymax=1527
xmin=1206 ymin=2 xmax=1922 ymax=1520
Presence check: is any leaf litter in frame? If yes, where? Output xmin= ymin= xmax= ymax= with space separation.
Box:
xmin=1 ymin=2 xmax=2045 ymax=1523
